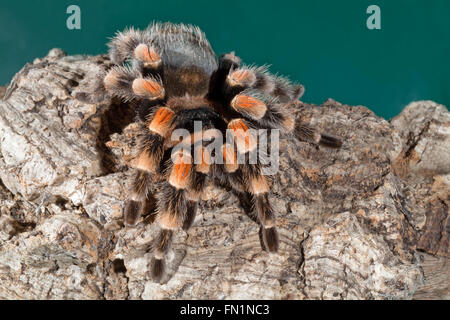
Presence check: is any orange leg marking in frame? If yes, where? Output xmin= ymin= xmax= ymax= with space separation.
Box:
xmin=222 ymin=143 xmax=238 ymax=172
xmin=228 ymin=119 xmax=257 ymax=154
xmin=131 ymin=149 xmax=158 ymax=172
xmin=103 ymin=69 xmax=119 ymax=92
xmin=249 ymin=175 xmax=269 ymax=195
xmin=157 ymin=211 xmax=183 ymax=230
xmin=227 ymin=68 xmax=256 ymax=87
xmin=132 ymin=78 xmax=165 ymax=100
xmin=148 ymin=107 xmax=175 ymax=136
xmin=195 ymin=146 xmax=211 ymax=174
xmin=169 ymin=152 xmax=192 ymax=189
xmin=134 ymin=44 xmax=162 ymax=67
xmin=231 ymin=95 xmax=267 ymax=120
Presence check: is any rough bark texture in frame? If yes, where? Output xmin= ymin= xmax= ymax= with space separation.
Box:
xmin=0 ymin=49 xmax=448 ymax=300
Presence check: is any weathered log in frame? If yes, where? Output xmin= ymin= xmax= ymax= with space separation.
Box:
xmin=0 ymin=49 xmax=448 ymax=300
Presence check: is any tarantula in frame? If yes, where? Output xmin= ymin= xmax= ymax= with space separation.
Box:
xmin=103 ymin=22 xmax=342 ymax=282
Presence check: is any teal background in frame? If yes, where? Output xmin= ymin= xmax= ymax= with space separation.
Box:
xmin=0 ymin=0 xmax=449 ymax=119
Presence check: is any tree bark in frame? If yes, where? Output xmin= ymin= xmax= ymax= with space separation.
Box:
xmin=0 ymin=49 xmax=448 ymax=300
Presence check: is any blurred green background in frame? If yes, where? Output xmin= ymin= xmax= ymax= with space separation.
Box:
xmin=0 ymin=0 xmax=448 ymax=119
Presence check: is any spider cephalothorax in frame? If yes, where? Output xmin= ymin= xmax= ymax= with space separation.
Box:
xmin=104 ymin=22 xmax=342 ymax=282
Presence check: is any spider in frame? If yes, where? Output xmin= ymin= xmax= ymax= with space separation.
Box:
xmin=103 ymin=22 xmax=342 ymax=282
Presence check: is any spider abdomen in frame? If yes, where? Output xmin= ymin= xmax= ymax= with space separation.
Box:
xmin=163 ymin=66 xmax=211 ymax=97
